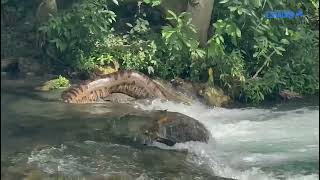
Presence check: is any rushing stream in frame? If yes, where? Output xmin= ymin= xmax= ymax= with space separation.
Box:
xmin=1 ymin=76 xmax=319 ymax=180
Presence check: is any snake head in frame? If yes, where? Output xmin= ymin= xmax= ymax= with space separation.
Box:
xmin=142 ymin=129 xmax=176 ymax=146
xmin=155 ymin=137 xmax=176 ymax=146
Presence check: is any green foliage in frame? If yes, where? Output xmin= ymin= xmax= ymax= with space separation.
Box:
xmin=50 ymin=75 xmax=70 ymax=90
xmin=160 ymin=10 xmax=205 ymax=79
xmin=1 ymin=0 xmax=27 ymax=26
xmin=204 ymin=0 xmax=319 ymax=103
xmin=91 ymin=17 xmax=160 ymax=75
xmin=39 ymin=0 xmax=319 ymax=104
xmin=143 ymin=0 xmax=161 ymax=7
xmin=39 ymin=0 xmax=116 ymax=71
xmin=279 ymin=23 xmax=319 ymax=95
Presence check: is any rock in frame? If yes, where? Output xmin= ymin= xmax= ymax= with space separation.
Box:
xmin=34 ymin=80 xmax=55 ymax=91
xmin=153 ymin=77 xmax=198 ymax=103
xmin=155 ymin=111 xmax=210 ymax=145
xmin=279 ymin=89 xmax=303 ymax=100
xmin=135 ymin=110 xmax=211 ymax=146
xmin=154 ymin=77 xmax=231 ymax=107
xmin=17 ymin=57 xmax=43 ymax=75
xmin=199 ymin=86 xmax=231 ymax=107
xmin=1 ymin=58 xmax=19 ymax=72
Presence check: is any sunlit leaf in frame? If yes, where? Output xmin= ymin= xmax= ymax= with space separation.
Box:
xmin=112 ymin=0 xmax=119 ymax=5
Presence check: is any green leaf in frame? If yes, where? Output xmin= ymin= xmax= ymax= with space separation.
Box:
xmin=219 ymin=0 xmax=229 ymax=3
xmin=251 ymin=0 xmax=261 ymax=8
xmin=236 ymin=28 xmax=241 ymax=38
xmin=112 ymin=0 xmax=119 ymax=5
xmin=280 ymin=39 xmax=290 ymax=45
xmin=276 ymin=46 xmax=286 ymax=51
xmin=167 ymin=10 xmax=178 ymax=20
xmin=228 ymin=6 xmax=237 ymax=12
xmin=274 ymin=49 xmax=283 ymax=56
xmin=147 ymin=66 xmax=154 ymax=74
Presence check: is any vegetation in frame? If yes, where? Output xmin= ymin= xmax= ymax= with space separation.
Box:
xmin=49 ymin=75 xmax=70 ymax=90
xmin=2 ymin=0 xmax=319 ymax=104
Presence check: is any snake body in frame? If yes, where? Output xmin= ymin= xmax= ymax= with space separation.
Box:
xmin=61 ymin=70 xmax=189 ymax=104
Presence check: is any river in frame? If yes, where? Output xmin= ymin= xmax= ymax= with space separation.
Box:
xmin=1 ymin=76 xmax=319 ymax=180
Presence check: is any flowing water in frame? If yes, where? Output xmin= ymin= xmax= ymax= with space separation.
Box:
xmin=1 ymin=76 xmax=319 ymax=180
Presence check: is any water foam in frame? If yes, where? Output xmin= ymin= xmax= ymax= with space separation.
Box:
xmin=136 ymin=99 xmax=319 ymax=180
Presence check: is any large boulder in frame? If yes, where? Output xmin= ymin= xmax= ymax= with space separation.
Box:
xmin=121 ymin=110 xmax=211 ymax=146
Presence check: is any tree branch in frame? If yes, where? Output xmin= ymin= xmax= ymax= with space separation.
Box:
xmin=252 ymin=50 xmax=276 ymax=79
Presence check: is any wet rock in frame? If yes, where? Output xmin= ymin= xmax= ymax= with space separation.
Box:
xmin=150 ymin=110 xmax=210 ymax=145
xmin=34 ymin=80 xmax=54 ymax=91
xmin=18 ymin=57 xmax=44 ymax=75
xmin=1 ymin=58 xmax=19 ymax=72
xmin=279 ymin=89 xmax=303 ymax=100
xmin=159 ymin=76 xmax=232 ymax=107
xmin=199 ymin=86 xmax=231 ymax=107
xmin=125 ymin=110 xmax=211 ymax=146
xmin=153 ymin=78 xmax=197 ymax=103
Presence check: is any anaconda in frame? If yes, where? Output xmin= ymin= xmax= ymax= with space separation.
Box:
xmin=61 ymin=70 xmax=192 ymax=104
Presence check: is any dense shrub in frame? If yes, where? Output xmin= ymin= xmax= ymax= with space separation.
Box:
xmin=38 ymin=0 xmax=319 ymax=103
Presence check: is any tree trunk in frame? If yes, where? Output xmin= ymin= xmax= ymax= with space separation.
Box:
xmin=187 ymin=0 xmax=214 ymax=47
xmin=119 ymin=0 xmax=215 ymax=46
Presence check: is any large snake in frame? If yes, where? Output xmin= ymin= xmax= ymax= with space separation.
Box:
xmin=61 ymin=70 xmax=192 ymax=104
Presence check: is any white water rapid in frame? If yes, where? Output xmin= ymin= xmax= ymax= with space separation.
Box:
xmin=136 ymin=100 xmax=319 ymax=180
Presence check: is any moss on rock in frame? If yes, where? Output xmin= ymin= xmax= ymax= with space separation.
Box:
xmin=199 ymin=86 xmax=231 ymax=107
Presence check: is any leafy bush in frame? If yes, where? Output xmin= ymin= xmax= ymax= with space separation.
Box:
xmin=39 ymin=0 xmax=319 ymax=104
xmin=39 ymin=0 xmax=117 ymax=71
xmin=50 ymin=75 xmax=70 ymax=90
xmin=203 ymin=0 xmax=319 ymax=103
xmin=160 ymin=10 xmax=205 ymax=79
